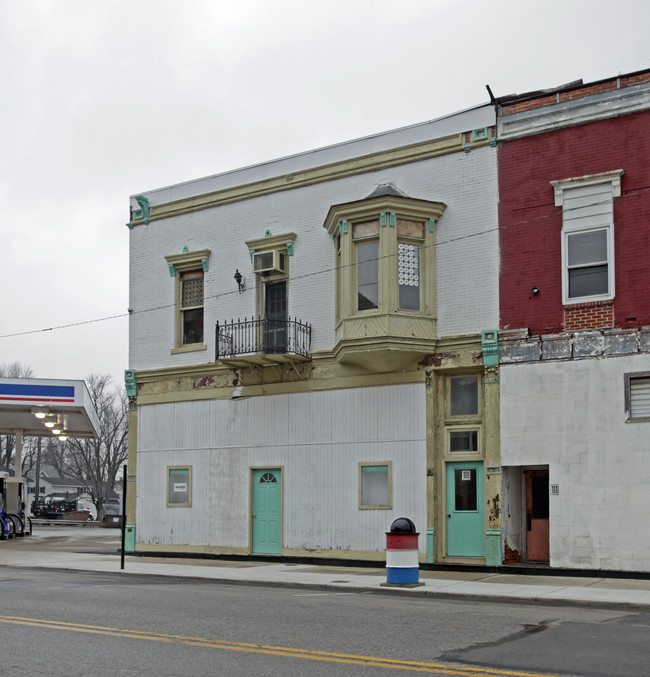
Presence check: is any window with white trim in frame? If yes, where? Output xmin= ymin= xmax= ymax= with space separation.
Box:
xmin=551 ymin=170 xmax=623 ymax=305
xmin=625 ymin=373 xmax=650 ymax=422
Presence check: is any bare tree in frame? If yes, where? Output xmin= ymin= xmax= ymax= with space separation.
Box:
xmin=0 ymin=362 xmax=35 ymax=469
xmin=52 ymin=374 xmax=128 ymax=511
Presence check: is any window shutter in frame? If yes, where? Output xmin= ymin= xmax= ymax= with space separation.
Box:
xmin=630 ymin=377 xmax=650 ymax=418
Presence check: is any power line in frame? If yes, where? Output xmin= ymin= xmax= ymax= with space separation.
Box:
xmin=1 ymin=184 xmax=649 ymax=340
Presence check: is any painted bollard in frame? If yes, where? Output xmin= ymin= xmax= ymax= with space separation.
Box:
xmin=385 ymin=517 xmax=423 ymax=586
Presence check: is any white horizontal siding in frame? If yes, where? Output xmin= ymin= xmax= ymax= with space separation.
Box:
xmin=136 ymin=384 xmax=427 ymax=553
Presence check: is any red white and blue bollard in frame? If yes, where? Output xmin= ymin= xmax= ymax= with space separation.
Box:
xmin=385 ymin=517 xmax=422 ymax=586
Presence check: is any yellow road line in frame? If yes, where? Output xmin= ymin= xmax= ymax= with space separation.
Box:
xmin=0 ymin=614 xmax=558 ymax=677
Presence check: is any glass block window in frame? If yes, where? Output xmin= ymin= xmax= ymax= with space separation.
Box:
xmin=181 ymin=271 xmax=204 ymax=308
xmin=398 ymin=242 xmax=420 ymax=311
xmin=359 ymin=463 xmax=391 ymax=509
xmin=450 ymin=376 xmax=479 ymax=417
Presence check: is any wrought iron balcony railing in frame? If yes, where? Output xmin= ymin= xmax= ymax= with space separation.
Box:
xmin=216 ymin=317 xmax=312 ymax=360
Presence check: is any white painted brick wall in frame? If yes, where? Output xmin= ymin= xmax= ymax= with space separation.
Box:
xmin=129 ymin=146 xmax=498 ymax=370
xmin=501 ymin=354 xmax=650 ymax=571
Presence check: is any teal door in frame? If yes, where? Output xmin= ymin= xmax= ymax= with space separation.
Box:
xmin=252 ymin=469 xmax=282 ymax=554
xmin=446 ymin=462 xmax=484 ymax=557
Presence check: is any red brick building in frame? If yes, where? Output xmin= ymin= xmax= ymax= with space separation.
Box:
xmin=494 ymin=70 xmax=650 ymax=572
xmin=497 ymin=69 xmax=650 ymax=336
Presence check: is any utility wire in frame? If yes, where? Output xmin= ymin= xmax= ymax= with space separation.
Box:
xmin=1 ymin=184 xmax=649 ymax=340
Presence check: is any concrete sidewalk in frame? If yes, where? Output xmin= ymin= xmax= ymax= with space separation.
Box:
xmin=3 ymin=527 xmax=650 ymax=609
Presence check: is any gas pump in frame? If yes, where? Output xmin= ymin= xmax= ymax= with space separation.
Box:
xmin=0 ymin=475 xmax=13 ymax=539
xmin=0 ymin=474 xmax=28 ymax=539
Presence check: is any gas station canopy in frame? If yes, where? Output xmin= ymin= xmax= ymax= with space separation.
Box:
xmin=0 ymin=378 xmax=100 ymax=439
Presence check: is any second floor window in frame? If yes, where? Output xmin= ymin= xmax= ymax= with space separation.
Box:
xmin=180 ymin=270 xmax=204 ymax=345
xmin=552 ymin=170 xmax=622 ymax=305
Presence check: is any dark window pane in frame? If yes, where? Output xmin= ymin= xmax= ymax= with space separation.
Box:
xmin=568 ymin=265 xmax=608 ymax=298
xmin=450 ymin=430 xmax=478 ymax=452
xmin=531 ymin=475 xmax=549 ymax=519
xmin=357 ymin=241 xmax=378 ymax=310
xmin=450 ymin=377 xmax=479 ymax=416
xmin=454 ymin=469 xmax=477 ymax=511
xmin=183 ymin=307 xmax=203 ymax=344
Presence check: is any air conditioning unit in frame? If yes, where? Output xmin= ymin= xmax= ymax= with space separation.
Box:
xmin=252 ymin=250 xmax=287 ymax=276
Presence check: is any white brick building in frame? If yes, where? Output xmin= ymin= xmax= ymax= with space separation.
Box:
xmin=126 ymin=104 xmax=501 ymax=562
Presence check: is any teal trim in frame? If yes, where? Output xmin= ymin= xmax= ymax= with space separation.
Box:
xmin=286 ymin=242 xmax=294 ymax=256
xmin=124 ymin=370 xmax=137 ymax=397
xmin=341 ymin=219 xmax=349 ymax=235
xmin=464 ymin=144 xmax=471 ymax=153
xmin=265 ymin=229 xmax=273 ymax=237
xmin=168 ymin=264 xmax=176 ymax=277
xmin=485 ymin=528 xmax=502 ymax=566
xmin=489 ymin=138 xmax=497 ymax=148
xmin=182 ymin=246 xmax=189 ymax=253
xmin=126 ymin=222 xmax=134 ymax=230
xmin=134 ymin=195 xmax=150 ymax=224
xmin=249 ymin=249 xmax=256 ymax=262
xmin=428 ymin=218 xmax=436 ymax=234
xmin=486 ymin=465 xmax=501 ymax=476
xmin=389 ymin=212 xmax=396 ymax=228
xmin=446 ymin=462 xmax=484 ymax=557
xmin=252 ymin=469 xmax=282 ymax=554
xmin=471 ymin=128 xmax=488 ymax=142
xmin=381 ymin=212 xmax=387 ymax=227
xmin=481 ymin=329 xmax=499 ymax=367
xmin=363 ymin=464 xmax=388 ymax=473
xmin=201 ymin=258 xmax=209 ymax=272
xmin=125 ymin=523 xmax=136 ymax=553
xmin=426 ymin=528 xmax=435 ymax=563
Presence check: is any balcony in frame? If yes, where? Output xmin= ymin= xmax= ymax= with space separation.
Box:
xmin=216 ymin=317 xmax=312 ymax=367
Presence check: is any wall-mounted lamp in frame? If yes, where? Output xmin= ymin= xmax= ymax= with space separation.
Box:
xmin=32 ymin=407 xmax=50 ymax=419
xmin=234 ymin=269 xmax=245 ymax=293
xmin=52 ymin=424 xmax=62 ymax=435
xmin=44 ymin=419 xmax=56 ymax=428
xmin=531 ymin=287 xmax=539 ymax=296
xmin=58 ymin=435 xmax=68 ymax=442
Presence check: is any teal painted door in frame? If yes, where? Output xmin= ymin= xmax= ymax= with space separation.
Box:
xmin=252 ymin=469 xmax=282 ymax=554
xmin=446 ymin=462 xmax=484 ymax=557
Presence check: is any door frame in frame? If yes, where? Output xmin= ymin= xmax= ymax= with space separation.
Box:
xmin=521 ymin=465 xmax=550 ymax=563
xmin=445 ymin=461 xmax=485 ymax=559
xmin=249 ymin=466 xmax=284 ymax=555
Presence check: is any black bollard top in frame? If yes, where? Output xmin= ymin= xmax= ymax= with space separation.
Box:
xmin=389 ymin=517 xmax=416 ymax=534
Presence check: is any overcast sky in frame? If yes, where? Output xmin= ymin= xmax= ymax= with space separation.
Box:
xmin=1 ymin=0 xmax=648 ymax=388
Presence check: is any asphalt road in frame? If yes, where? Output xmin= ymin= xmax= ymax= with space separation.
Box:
xmin=1 ymin=567 xmax=649 ymax=677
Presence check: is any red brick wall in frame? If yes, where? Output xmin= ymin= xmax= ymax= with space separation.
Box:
xmin=498 ymin=111 xmax=650 ymax=335
xmin=501 ymin=71 xmax=650 ymax=116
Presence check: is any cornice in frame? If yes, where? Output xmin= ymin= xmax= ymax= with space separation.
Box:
xmin=129 ymin=133 xmax=491 ymax=225
xmin=498 ymin=82 xmax=650 ymax=141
